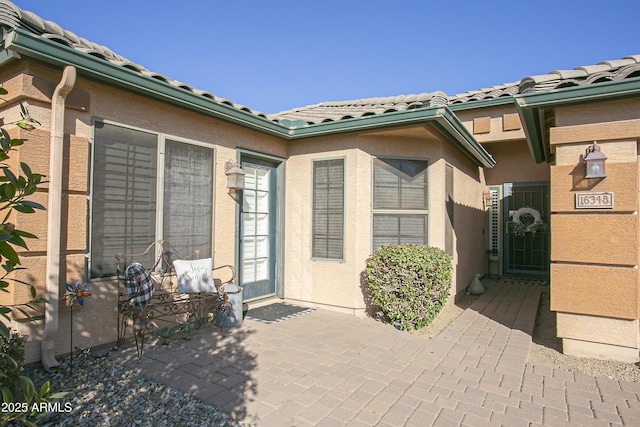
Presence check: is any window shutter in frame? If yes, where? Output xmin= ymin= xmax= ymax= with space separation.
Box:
xmin=312 ymin=159 xmax=344 ymax=259
xmin=487 ymin=186 xmax=500 ymax=261
xmin=91 ymin=123 xmax=158 ymax=277
xmin=163 ymin=140 xmax=214 ymax=260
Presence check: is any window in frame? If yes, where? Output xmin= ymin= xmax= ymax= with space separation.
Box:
xmin=312 ymin=158 xmax=345 ymax=259
xmin=372 ymin=158 xmax=428 ymax=249
xmin=90 ymin=122 xmax=213 ymax=278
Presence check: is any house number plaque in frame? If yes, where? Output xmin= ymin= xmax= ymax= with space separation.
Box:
xmin=575 ymin=192 xmax=614 ymax=209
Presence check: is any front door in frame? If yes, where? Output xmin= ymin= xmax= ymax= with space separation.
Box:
xmin=240 ymin=159 xmax=277 ymax=300
xmin=503 ymin=182 xmax=550 ymax=277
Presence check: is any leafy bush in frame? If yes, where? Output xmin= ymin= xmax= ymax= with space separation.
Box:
xmin=0 ymin=328 xmax=26 ymax=399
xmin=365 ymin=244 xmax=452 ymax=331
xmin=0 ymin=89 xmax=66 ymax=425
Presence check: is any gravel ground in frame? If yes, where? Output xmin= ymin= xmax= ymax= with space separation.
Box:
xmin=16 ymin=352 xmax=248 ymax=427
xmin=528 ymin=290 xmax=640 ymax=382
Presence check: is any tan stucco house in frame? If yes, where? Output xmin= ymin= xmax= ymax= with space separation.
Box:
xmin=1 ymin=1 xmax=640 ymax=366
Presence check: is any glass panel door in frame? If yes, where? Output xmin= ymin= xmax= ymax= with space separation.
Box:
xmin=241 ymin=161 xmax=276 ymax=300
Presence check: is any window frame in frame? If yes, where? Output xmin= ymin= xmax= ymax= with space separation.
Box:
xmin=310 ymin=156 xmax=346 ymax=262
xmin=371 ymin=156 xmax=430 ymax=250
xmin=88 ymin=119 xmax=216 ymax=279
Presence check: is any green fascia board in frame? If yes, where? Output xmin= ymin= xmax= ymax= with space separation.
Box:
xmin=2 ymin=28 xmax=494 ymax=167
xmin=3 ymin=28 xmax=291 ymax=138
xmin=515 ymin=77 xmax=640 ymax=163
xmin=515 ymin=105 xmax=548 ymax=163
xmin=287 ymin=106 xmax=495 ymax=167
xmin=515 ymin=77 xmax=640 ymax=109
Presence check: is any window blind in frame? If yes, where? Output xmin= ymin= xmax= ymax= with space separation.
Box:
xmin=91 ymin=123 xmax=158 ymax=277
xmin=312 ymin=159 xmax=344 ymax=259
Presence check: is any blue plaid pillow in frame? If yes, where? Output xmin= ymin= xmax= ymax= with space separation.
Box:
xmin=124 ymin=262 xmax=155 ymax=307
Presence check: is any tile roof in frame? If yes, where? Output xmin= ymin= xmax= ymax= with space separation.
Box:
xmin=0 ymin=0 xmax=269 ymax=120
xmin=0 ymin=0 xmax=638 ymax=127
xmin=275 ymin=54 xmax=640 ymax=123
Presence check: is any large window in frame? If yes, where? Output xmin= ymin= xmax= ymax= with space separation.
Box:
xmin=372 ymin=158 xmax=428 ymax=249
xmin=90 ymin=122 xmax=213 ymax=278
xmin=312 ymin=158 xmax=345 ymax=260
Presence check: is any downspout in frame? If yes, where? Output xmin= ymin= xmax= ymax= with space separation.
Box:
xmin=41 ymin=65 xmax=76 ymax=371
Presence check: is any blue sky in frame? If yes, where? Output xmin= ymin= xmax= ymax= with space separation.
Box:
xmin=11 ymin=0 xmax=640 ymax=114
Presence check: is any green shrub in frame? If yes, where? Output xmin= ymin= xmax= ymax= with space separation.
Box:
xmin=365 ymin=244 xmax=452 ymax=331
xmin=0 ymin=328 xmax=26 ymax=399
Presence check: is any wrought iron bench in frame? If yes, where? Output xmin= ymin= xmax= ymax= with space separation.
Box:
xmin=115 ymin=240 xmax=233 ymax=361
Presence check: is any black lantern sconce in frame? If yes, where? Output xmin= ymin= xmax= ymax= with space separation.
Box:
xmin=225 ymin=160 xmax=245 ymax=190
xmin=584 ymin=141 xmax=607 ymax=179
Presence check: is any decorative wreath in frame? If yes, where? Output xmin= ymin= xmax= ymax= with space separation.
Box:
xmin=507 ymin=207 xmax=549 ymax=237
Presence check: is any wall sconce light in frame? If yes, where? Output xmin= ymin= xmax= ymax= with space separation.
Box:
xmin=225 ymin=160 xmax=245 ymax=190
xmin=584 ymin=141 xmax=607 ymax=179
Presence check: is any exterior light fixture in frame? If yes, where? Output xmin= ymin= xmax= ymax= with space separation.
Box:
xmin=225 ymin=160 xmax=245 ymax=190
xmin=584 ymin=141 xmax=607 ymax=179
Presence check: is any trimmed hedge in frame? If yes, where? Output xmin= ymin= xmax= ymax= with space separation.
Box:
xmin=365 ymin=244 xmax=452 ymax=331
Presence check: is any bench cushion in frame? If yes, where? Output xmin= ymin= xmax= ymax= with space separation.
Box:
xmin=174 ymin=258 xmax=215 ymax=293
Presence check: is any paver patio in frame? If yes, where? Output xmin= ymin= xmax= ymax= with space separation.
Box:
xmin=114 ymin=280 xmax=640 ymax=426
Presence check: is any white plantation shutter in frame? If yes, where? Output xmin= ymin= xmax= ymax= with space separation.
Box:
xmin=487 ymin=186 xmax=500 ymax=261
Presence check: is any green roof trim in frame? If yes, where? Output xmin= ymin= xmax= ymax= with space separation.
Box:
xmin=3 ymin=28 xmax=291 ymax=138
xmin=286 ymin=106 xmax=495 ymax=167
xmin=2 ymin=27 xmax=494 ymax=168
xmin=515 ymin=77 xmax=640 ymax=163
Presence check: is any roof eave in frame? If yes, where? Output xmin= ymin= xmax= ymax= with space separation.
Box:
xmin=2 ymin=28 xmax=495 ymax=167
xmin=515 ymin=78 xmax=640 ymax=163
xmin=2 ymin=28 xmax=291 ymax=138
xmin=288 ymin=106 xmax=495 ymax=168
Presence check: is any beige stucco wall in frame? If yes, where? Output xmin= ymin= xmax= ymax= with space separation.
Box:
xmin=3 ymin=61 xmax=510 ymax=364
xmin=549 ymin=98 xmax=640 ymax=362
xmin=284 ymin=124 xmax=487 ymax=313
xmin=1 ymin=62 xmax=287 ymax=363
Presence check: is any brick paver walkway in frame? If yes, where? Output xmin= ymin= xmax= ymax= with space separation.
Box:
xmin=115 ymin=281 xmax=640 ymax=426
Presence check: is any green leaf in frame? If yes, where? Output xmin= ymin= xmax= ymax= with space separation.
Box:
xmin=20 ymin=162 xmax=32 ymax=180
xmin=13 ymin=204 xmax=34 ymax=214
xmin=2 ymin=167 xmax=18 ymax=187
xmin=0 ymin=87 xmax=8 ymax=95
xmin=1 ymin=183 xmax=16 ymax=199
xmin=9 ymin=138 xmax=23 ymax=147
xmin=14 ymin=230 xmax=37 ymax=239
xmin=7 ymin=234 xmax=27 ymax=249
xmin=19 ymin=200 xmax=45 ymax=211
xmin=19 ymin=376 xmax=36 ymax=404
xmin=39 ymin=381 xmax=50 ymax=397
xmin=19 ymin=103 xmax=28 ymax=119
xmin=0 ymin=242 xmax=19 ymax=264
xmin=1 ymin=386 xmax=12 ymax=404
xmin=50 ymin=391 xmax=72 ymax=399
xmin=16 ymin=122 xmax=35 ymax=131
